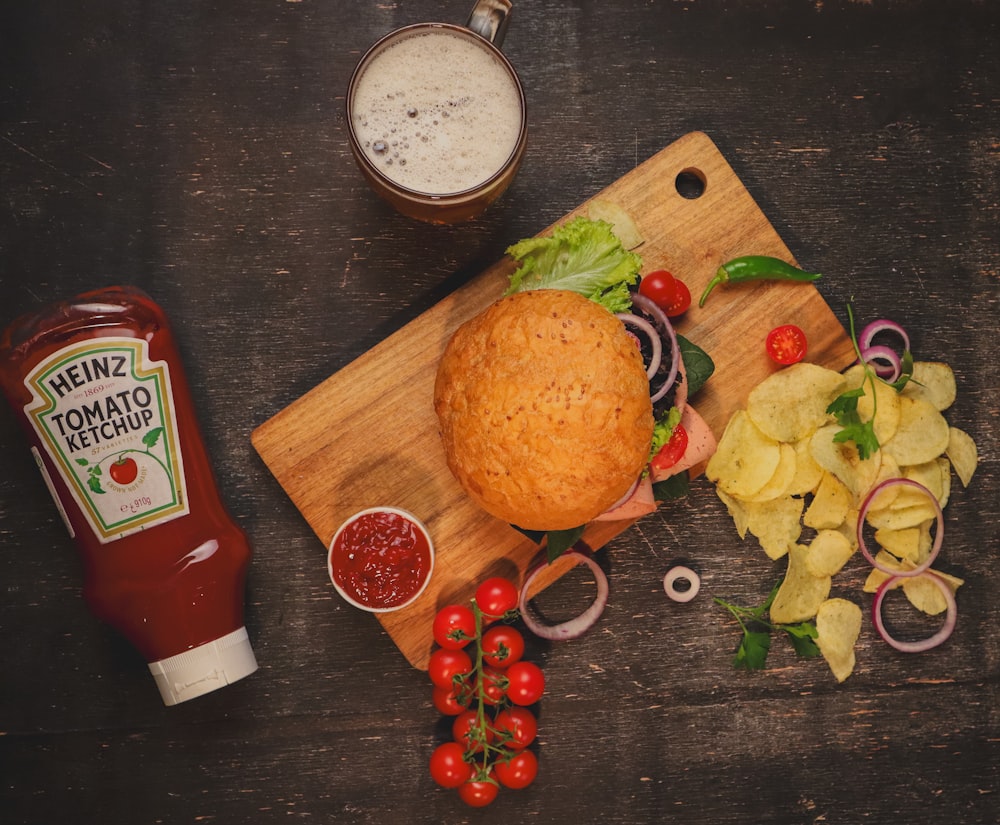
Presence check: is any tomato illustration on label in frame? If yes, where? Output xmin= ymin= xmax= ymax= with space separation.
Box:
xmin=109 ymin=455 xmax=139 ymax=485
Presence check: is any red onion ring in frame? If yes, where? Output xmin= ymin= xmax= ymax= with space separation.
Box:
xmin=857 ymin=478 xmax=943 ymax=577
xmin=859 ymin=319 xmax=910 ymax=354
xmin=663 ymin=565 xmax=700 ymax=603
xmin=859 ymin=344 xmax=902 ymax=382
xmin=518 ymin=548 xmax=609 ymax=641
xmin=630 ymin=293 xmax=680 ymax=404
xmin=616 ymin=312 xmax=662 ymax=379
xmin=603 ymin=475 xmax=640 ymax=514
xmin=871 ymin=572 xmax=957 ymax=653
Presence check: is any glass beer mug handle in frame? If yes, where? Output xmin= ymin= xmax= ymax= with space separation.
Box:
xmin=466 ymin=0 xmax=512 ymax=47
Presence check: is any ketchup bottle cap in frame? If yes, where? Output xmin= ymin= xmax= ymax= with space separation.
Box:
xmin=147 ymin=626 xmax=258 ymax=706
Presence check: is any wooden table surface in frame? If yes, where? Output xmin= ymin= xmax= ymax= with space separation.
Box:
xmin=1 ymin=2 xmax=997 ymax=823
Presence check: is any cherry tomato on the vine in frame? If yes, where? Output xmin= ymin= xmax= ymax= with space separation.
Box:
xmin=493 ymin=706 xmax=537 ymax=750
xmin=477 ymin=666 xmax=507 ymax=706
xmin=495 ymin=749 xmax=539 ymax=790
xmin=474 ymin=577 xmax=519 ymax=621
xmin=428 ymin=647 xmax=472 ymax=690
xmin=504 ymin=661 xmax=545 ymax=706
xmin=765 ymin=323 xmax=808 ymax=365
xmin=452 ymin=710 xmax=493 ymax=754
xmin=429 ymin=742 xmax=473 ymax=788
xmin=458 ymin=774 xmax=500 ymax=807
xmin=481 ymin=624 xmax=525 ymax=669
xmin=432 ymin=682 xmax=469 ymax=715
xmin=650 ymin=423 xmax=689 ymax=472
xmin=432 ymin=604 xmax=477 ymax=650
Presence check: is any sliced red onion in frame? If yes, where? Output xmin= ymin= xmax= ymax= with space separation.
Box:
xmin=603 ymin=475 xmax=640 ymax=514
xmin=857 ymin=478 xmax=943 ymax=577
xmin=859 ymin=344 xmax=902 ymax=382
xmin=616 ymin=312 xmax=662 ymax=379
xmin=859 ymin=319 xmax=910 ymax=354
xmin=872 ymin=572 xmax=957 ymax=653
xmin=518 ymin=548 xmax=609 ymax=641
xmin=663 ymin=565 xmax=700 ymax=603
xmin=630 ymin=293 xmax=680 ymax=404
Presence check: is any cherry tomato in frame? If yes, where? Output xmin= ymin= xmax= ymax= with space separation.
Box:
xmin=452 ymin=710 xmax=494 ymax=754
xmin=429 ymin=742 xmax=473 ymax=788
xmin=481 ymin=625 xmax=525 ymax=669
xmin=503 ymin=661 xmax=545 ymax=706
xmin=493 ymin=706 xmax=538 ymax=750
xmin=475 ymin=577 xmax=519 ymax=621
xmin=766 ymin=323 xmax=808 ymax=365
xmin=432 ymin=604 xmax=476 ymax=650
xmin=428 ymin=647 xmax=472 ymax=690
xmin=458 ymin=774 xmax=499 ymax=807
xmin=638 ymin=270 xmax=677 ymax=308
xmin=662 ymin=277 xmax=691 ymax=317
xmin=477 ymin=666 xmax=506 ymax=706
xmin=432 ymin=684 xmax=468 ymax=716
xmin=495 ymin=749 xmax=539 ymax=790
xmin=650 ymin=423 xmax=689 ymax=472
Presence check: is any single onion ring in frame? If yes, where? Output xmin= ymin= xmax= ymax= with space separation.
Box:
xmin=872 ymin=572 xmax=957 ymax=653
xmin=616 ymin=312 xmax=663 ymax=379
xmin=857 ymin=478 xmax=943 ymax=577
xmin=859 ymin=343 xmax=902 ymax=382
xmin=603 ymin=475 xmax=640 ymax=515
xmin=859 ymin=318 xmax=910 ymax=355
xmin=630 ymin=293 xmax=680 ymax=404
xmin=518 ymin=548 xmax=609 ymax=641
xmin=663 ymin=565 xmax=700 ymax=603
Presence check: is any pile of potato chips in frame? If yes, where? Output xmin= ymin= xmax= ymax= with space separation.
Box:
xmin=706 ymin=360 xmax=979 ymax=682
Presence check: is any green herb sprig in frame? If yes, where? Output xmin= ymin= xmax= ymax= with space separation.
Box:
xmin=714 ymin=581 xmax=820 ymax=670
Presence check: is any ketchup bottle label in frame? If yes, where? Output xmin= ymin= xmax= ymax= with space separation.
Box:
xmin=23 ymin=337 xmax=190 ymax=543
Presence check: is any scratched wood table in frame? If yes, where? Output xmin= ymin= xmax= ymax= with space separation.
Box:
xmin=1 ymin=2 xmax=997 ymax=824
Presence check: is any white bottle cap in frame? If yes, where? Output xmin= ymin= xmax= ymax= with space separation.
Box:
xmin=148 ymin=626 xmax=258 ymax=706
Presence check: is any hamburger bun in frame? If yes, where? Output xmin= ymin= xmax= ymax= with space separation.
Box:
xmin=433 ymin=289 xmax=654 ymax=531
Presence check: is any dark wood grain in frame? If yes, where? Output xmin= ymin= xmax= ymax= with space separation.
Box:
xmin=1 ymin=1 xmax=997 ymax=824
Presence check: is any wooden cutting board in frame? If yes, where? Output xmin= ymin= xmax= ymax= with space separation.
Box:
xmin=252 ymin=131 xmax=857 ymax=670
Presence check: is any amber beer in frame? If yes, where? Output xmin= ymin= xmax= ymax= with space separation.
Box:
xmin=347 ymin=2 xmax=525 ymax=223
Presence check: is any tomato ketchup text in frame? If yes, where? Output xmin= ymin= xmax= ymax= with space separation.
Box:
xmin=328 ymin=507 xmax=434 ymax=612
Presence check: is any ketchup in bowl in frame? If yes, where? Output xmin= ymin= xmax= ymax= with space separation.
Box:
xmin=328 ymin=507 xmax=434 ymax=612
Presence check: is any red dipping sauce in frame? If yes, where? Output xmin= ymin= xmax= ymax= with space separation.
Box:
xmin=328 ymin=507 xmax=434 ymax=612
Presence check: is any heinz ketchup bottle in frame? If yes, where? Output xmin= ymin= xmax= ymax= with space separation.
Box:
xmin=0 ymin=286 xmax=257 ymax=705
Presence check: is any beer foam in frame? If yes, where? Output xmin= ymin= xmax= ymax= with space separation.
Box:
xmin=351 ymin=28 xmax=523 ymax=196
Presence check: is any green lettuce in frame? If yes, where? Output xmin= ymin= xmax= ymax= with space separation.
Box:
xmin=504 ymin=217 xmax=641 ymax=313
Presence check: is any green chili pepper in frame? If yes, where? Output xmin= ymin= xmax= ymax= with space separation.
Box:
xmin=698 ymin=255 xmax=822 ymax=307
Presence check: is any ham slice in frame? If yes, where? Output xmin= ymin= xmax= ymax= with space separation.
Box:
xmin=594 ymin=475 xmax=656 ymax=521
xmin=650 ymin=404 xmax=717 ymax=483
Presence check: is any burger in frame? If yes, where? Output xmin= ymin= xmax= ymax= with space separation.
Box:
xmin=432 ymin=216 xmax=717 ymax=543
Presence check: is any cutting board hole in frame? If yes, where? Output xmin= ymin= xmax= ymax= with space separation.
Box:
xmin=675 ymin=168 xmax=706 ymax=199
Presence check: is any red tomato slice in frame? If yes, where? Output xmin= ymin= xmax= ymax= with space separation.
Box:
xmin=766 ymin=324 xmax=808 ymax=365
xmin=650 ymin=423 xmax=689 ymax=472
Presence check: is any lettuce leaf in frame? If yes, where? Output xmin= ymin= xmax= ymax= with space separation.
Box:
xmin=504 ymin=217 xmax=641 ymax=313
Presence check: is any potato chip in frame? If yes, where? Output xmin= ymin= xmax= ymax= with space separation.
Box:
xmin=716 ymin=489 xmax=749 ymax=539
xmin=902 ymin=361 xmax=957 ymax=411
xmin=881 ymin=395 xmax=950 ymax=466
xmin=786 ymin=437 xmax=824 ymax=496
xmin=743 ymin=442 xmax=797 ymax=502
xmin=803 ymin=471 xmax=851 ymax=530
xmin=744 ymin=495 xmax=803 ymax=561
xmin=900 ymin=458 xmax=951 ymax=509
xmin=770 ymin=543 xmax=831 ymax=624
xmin=809 ymin=424 xmax=882 ymax=504
xmin=946 ymin=426 xmax=978 ymax=488
xmin=864 ymin=501 xmax=938 ymax=531
xmin=746 ymin=362 xmax=845 ymax=443
xmin=874 ymin=526 xmax=922 ymax=564
xmin=587 ymin=199 xmax=644 ymax=250
xmin=903 ymin=570 xmax=964 ymax=615
xmin=706 ymin=410 xmax=782 ymax=500
xmin=842 ymin=363 xmax=901 ymax=444
xmin=806 ymin=529 xmax=854 ymax=578
xmin=815 ymin=598 xmax=862 ymax=683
